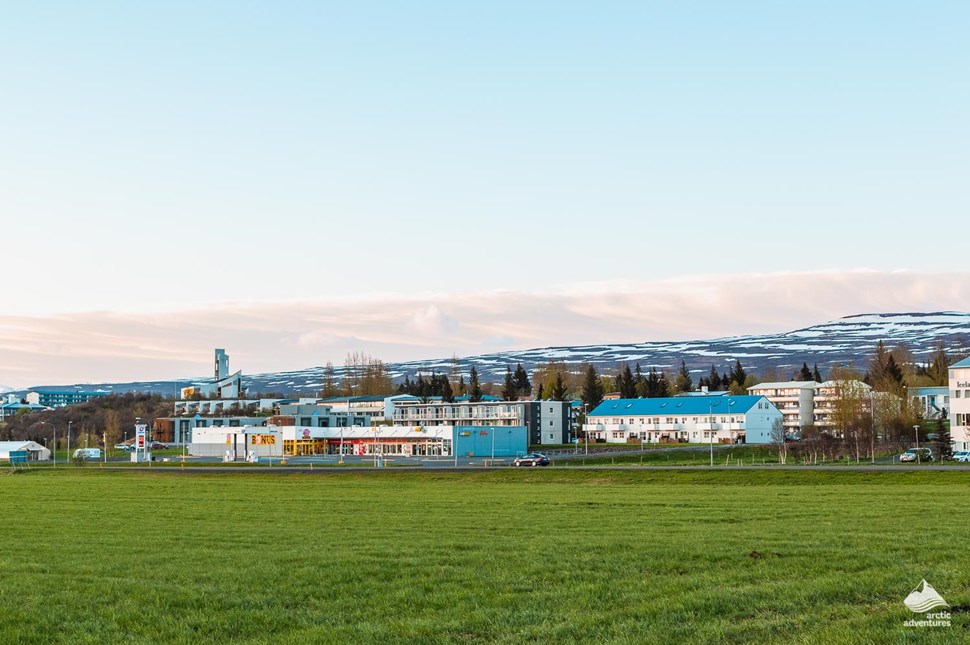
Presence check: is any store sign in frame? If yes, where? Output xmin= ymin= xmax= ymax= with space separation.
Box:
xmin=252 ymin=434 xmax=276 ymax=445
xmin=136 ymin=424 xmax=147 ymax=448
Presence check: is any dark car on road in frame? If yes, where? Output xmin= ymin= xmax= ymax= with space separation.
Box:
xmin=513 ymin=453 xmax=549 ymax=467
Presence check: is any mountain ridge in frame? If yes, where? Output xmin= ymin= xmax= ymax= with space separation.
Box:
xmin=17 ymin=312 xmax=970 ymax=396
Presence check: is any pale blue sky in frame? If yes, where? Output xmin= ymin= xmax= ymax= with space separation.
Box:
xmin=0 ymin=3 xmax=968 ymax=384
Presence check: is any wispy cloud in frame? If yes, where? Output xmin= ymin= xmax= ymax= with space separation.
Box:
xmin=1 ymin=270 xmax=967 ymax=388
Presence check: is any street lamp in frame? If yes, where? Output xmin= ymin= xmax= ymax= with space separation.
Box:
xmin=67 ymin=420 xmax=72 ymax=464
xmin=35 ymin=421 xmax=56 ymax=467
xmin=914 ymin=424 xmax=920 ymax=464
xmin=709 ymin=399 xmax=715 ymax=467
xmin=583 ymin=403 xmax=589 ymax=455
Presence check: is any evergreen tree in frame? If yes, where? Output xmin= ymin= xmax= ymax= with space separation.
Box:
xmin=936 ymin=418 xmax=953 ymax=461
xmin=730 ymin=360 xmax=746 ymax=389
xmin=502 ymin=367 xmax=516 ymax=401
xmin=708 ymin=365 xmax=722 ymax=391
xmin=646 ymin=367 xmax=661 ymax=398
xmin=550 ymin=372 xmax=569 ymax=401
xmin=657 ymin=371 xmax=672 ymax=398
xmin=633 ymin=363 xmax=645 ymax=397
xmin=468 ymin=367 xmax=483 ymax=402
xmin=674 ymin=360 xmax=693 ymax=393
xmin=884 ymin=354 xmax=905 ymax=392
xmin=799 ymin=363 xmax=813 ymax=381
xmin=440 ymin=374 xmax=454 ymax=402
xmin=456 ymin=375 xmax=467 ymax=396
xmin=536 ymin=383 xmax=544 ymax=400
xmin=512 ymin=363 xmax=532 ymax=398
xmin=617 ymin=363 xmax=636 ymax=398
xmin=812 ymin=363 xmax=823 ymax=383
xmin=580 ymin=364 xmax=604 ymax=408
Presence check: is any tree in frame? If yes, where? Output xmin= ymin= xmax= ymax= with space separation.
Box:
xmin=707 ymin=366 xmax=722 ymax=391
xmin=320 ymin=362 xmax=341 ymax=398
xmin=812 ymin=363 xmax=823 ymax=383
xmin=927 ymin=340 xmax=950 ymax=387
xmin=501 ymin=367 xmax=516 ymax=401
xmin=468 ymin=367 xmax=483 ymax=402
xmin=456 ymin=375 xmax=467 ymax=397
xmin=440 ymin=375 xmax=454 ymax=403
xmin=729 ymin=360 xmax=747 ymax=390
xmin=512 ymin=363 xmax=532 ymax=399
xmin=770 ymin=417 xmax=788 ymax=465
xmin=550 ymin=372 xmax=569 ymax=401
xmin=656 ymin=371 xmax=671 ymax=398
xmin=616 ymin=363 xmax=636 ymax=398
xmin=103 ymin=408 xmax=122 ymax=449
xmin=799 ymin=363 xmax=813 ymax=381
xmin=936 ymin=418 xmax=953 ymax=461
xmin=674 ymin=360 xmax=693 ymax=393
xmin=580 ymin=364 xmax=604 ymax=409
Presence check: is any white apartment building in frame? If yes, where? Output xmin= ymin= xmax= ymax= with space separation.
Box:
xmin=950 ymin=357 xmax=970 ymax=450
xmin=813 ymin=380 xmax=872 ymax=437
xmin=584 ymin=395 xmax=782 ymax=445
xmin=747 ymin=381 xmax=816 ymax=435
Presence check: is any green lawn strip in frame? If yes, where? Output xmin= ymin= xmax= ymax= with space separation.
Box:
xmin=0 ymin=469 xmax=967 ymax=643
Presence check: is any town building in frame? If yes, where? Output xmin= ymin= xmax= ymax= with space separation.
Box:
xmin=25 ymin=388 xmax=108 ymax=408
xmin=812 ymin=380 xmax=872 ymax=437
xmin=910 ymin=386 xmax=950 ymax=421
xmin=188 ymin=424 xmax=527 ymax=460
xmin=747 ymin=381 xmax=817 ymax=435
xmin=949 ymin=357 xmax=970 ymax=450
xmin=180 ymin=348 xmax=243 ymax=399
xmin=583 ymin=395 xmax=782 ymax=445
xmin=0 ymin=394 xmax=50 ymax=421
xmin=390 ymin=398 xmax=573 ymax=445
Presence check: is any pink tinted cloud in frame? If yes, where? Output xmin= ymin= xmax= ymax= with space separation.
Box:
xmin=1 ymin=270 xmax=967 ymax=388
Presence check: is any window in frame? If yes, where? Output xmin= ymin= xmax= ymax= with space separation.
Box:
xmin=549 ymin=420 xmax=553 ymax=426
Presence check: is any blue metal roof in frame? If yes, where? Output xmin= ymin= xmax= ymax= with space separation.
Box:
xmin=589 ymin=396 xmax=765 ymax=417
xmin=951 ymin=357 xmax=970 ymax=369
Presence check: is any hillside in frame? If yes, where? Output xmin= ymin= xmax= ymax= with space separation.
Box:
xmin=21 ymin=312 xmax=969 ymax=396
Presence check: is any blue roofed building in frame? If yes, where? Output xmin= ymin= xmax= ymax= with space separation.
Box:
xmin=584 ymin=395 xmax=782 ymax=445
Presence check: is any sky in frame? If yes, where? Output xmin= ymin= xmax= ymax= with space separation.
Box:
xmin=1 ymin=2 xmax=968 ymax=387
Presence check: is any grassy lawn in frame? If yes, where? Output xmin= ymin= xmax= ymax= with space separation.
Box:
xmin=558 ymin=445 xmax=780 ymax=466
xmin=1 ymin=469 xmax=968 ymax=643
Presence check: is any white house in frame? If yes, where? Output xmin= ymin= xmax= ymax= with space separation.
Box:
xmin=583 ymin=395 xmax=782 ymax=445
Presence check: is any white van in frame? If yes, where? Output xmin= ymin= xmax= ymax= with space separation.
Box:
xmin=73 ymin=448 xmax=102 ymax=460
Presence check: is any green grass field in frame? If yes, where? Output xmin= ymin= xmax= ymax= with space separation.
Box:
xmin=1 ymin=468 xmax=968 ymax=643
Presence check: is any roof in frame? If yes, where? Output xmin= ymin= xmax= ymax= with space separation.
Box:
xmin=748 ymin=381 xmax=817 ymax=390
xmin=951 ymin=357 xmax=970 ymax=369
xmin=589 ymin=396 xmax=768 ymax=417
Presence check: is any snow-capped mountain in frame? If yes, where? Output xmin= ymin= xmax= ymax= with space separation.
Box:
xmin=23 ymin=312 xmax=970 ymax=396
xmin=248 ymin=312 xmax=969 ymax=393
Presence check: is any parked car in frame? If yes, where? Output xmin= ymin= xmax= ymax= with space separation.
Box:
xmin=114 ymin=443 xmax=133 ymax=451
xmin=899 ymin=448 xmax=933 ymax=463
xmin=953 ymin=451 xmax=970 ymax=463
xmin=148 ymin=442 xmax=168 ymax=450
xmin=513 ymin=453 xmax=550 ymax=467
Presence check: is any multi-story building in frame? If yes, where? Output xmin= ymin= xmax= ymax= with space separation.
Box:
xmin=812 ymin=380 xmax=872 ymax=437
xmin=390 ymin=398 xmax=572 ymax=445
xmin=26 ymin=388 xmax=108 ymax=408
xmin=910 ymin=386 xmax=950 ymax=421
xmin=747 ymin=381 xmax=816 ymax=435
xmin=949 ymin=357 xmax=970 ymax=450
xmin=583 ymin=395 xmax=782 ymax=444
xmin=180 ymin=349 xmax=243 ymax=399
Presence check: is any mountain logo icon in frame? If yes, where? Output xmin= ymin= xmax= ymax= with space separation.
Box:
xmin=904 ymin=580 xmax=948 ymax=613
